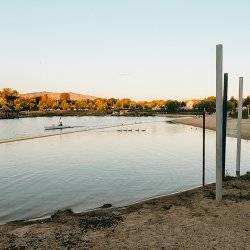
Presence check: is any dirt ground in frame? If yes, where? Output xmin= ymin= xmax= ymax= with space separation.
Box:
xmin=0 ymin=175 xmax=249 ymax=250
xmin=173 ymin=116 xmax=250 ymax=140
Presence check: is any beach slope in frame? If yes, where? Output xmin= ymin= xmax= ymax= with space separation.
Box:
xmin=173 ymin=116 xmax=250 ymax=140
xmin=0 ymin=176 xmax=249 ymax=249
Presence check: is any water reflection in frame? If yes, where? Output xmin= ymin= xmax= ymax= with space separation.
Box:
xmin=0 ymin=117 xmax=249 ymax=224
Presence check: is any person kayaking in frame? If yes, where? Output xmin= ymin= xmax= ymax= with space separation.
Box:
xmin=58 ymin=117 xmax=63 ymax=126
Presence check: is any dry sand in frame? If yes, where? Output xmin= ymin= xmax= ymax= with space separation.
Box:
xmin=0 ymin=176 xmax=249 ymax=250
xmin=173 ymin=116 xmax=250 ymax=140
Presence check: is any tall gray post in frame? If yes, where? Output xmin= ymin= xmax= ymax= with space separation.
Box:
xmin=236 ymin=77 xmax=243 ymax=177
xmin=202 ymin=109 xmax=206 ymax=187
xmin=216 ymin=44 xmax=223 ymax=201
xmin=222 ymin=73 xmax=228 ymax=179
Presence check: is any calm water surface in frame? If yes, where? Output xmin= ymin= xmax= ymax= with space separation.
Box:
xmin=0 ymin=116 xmax=164 ymax=141
xmin=0 ymin=116 xmax=249 ymax=224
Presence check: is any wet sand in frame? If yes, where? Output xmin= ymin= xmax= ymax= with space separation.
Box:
xmin=173 ymin=116 xmax=250 ymax=140
xmin=0 ymin=176 xmax=249 ymax=249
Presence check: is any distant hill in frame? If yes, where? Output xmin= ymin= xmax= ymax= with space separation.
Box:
xmin=21 ymin=91 xmax=97 ymax=101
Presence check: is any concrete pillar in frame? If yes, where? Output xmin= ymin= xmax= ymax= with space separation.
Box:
xmin=216 ymin=44 xmax=223 ymax=201
xmin=236 ymin=77 xmax=243 ymax=177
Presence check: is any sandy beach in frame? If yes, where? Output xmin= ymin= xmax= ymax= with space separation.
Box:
xmin=0 ymin=175 xmax=249 ymax=249
xmin=173 ymin=116 xmax=250 ymax=140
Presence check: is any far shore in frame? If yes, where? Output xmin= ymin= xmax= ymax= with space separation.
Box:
xmin=0 ymin=175 xmax=249 ymax=249
xmin=0 ymin=110 xmax=196 ymax=120
xmin=173 ymin=115 xmax=250 ymax=140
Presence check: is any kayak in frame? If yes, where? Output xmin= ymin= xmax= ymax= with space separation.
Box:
xmin=44 ymin=125 xmax=72 ymax=130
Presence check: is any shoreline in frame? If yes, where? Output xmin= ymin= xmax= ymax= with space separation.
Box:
xmin=3 ymin=182 xmax=206 ymax=226
xmin=1 ymin=175 xmax=249 ymax=249
xmin=173 ymin=115 xmax=250 ymax=140
xmin=0 ymin=112 xmax=194 ymax=120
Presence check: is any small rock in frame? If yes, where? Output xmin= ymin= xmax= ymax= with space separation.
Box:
xmin=101 ymin=204 xmax=112 ymax=209
xmin=162 ymin=204 xmax=173 ymax=210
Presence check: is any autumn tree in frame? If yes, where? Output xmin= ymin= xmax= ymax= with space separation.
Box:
xmin=60 ymin=93 xmax=70 ymax=103
xmin=243 ymin=96 xmax=250 ymax=107
xmin=0 ymin=88 xmax=19 ymax=110
xmin=0 ymin=97 xmax=7 ymax=110
xmin=28 ymin=98 xmax=39 ymax=111
xmin=115 ymin=99 xmax=131 ymax=109
xmin=61 ymin=100 xmax=70 ymax=110
xmin=94 ymin=98 xmax=108 ymax=112
xmin=165 ymin=100 xmax=181 ymax=113
xmin=38 ymin=94 xmax=54 ymax=111
xmin=107 ymin=98 xmax=117 ymax=109
xmin=180 ymin=101 xmax=186 ymax=108
xmin=193 ymin=97 xmax=216 ymax=113
xmin=75 ymin=99 xmax=89 ymax=110
xmin=14 ymin=98 xmax=30 ymax=111
xmin=228 ymin=96 xmax=238 ymax=111
xmin=52 ymin=100 xmax=60 ymax=110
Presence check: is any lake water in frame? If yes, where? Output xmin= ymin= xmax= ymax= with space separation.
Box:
xmin=0 ymin=116 xmax=249 ymax=224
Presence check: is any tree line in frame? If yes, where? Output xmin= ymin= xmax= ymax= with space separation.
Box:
xmin=0 ymin=88 xmax=250 ymax=114
xmin=192 ymin=96 xmax=250 ymax=113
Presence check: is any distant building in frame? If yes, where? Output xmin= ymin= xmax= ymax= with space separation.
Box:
xmin=119 ymin=110 xmax=129 ymax=115
xmin=152 ymin=106 xmax=162 ymax=111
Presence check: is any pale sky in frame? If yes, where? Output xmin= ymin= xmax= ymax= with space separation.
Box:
xmin=0 ymin=0 xmax=249 ymax=100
